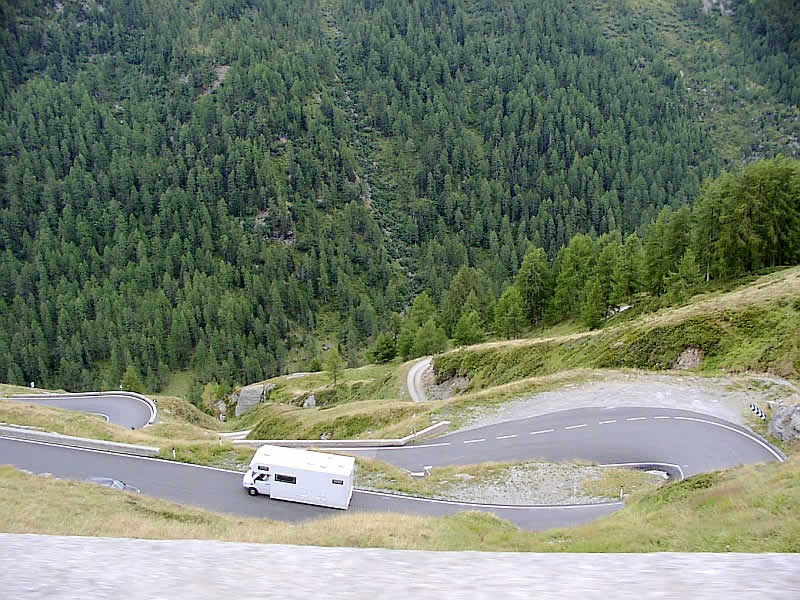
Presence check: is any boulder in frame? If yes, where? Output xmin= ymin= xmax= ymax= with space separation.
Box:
xmin=303 ymin=394 xmax=316 ymax=409
xmin=768 ymin=403 xmax=800 ymax=442
xmin=233 ymin=383 xmax=275 ymax=417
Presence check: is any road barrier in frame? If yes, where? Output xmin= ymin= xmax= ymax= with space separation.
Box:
xmin=232 ymin=420 xmax=451 ymax=449
xmin=0 ymin=425 xmax=160 ymax=457
xmin=749 ymin=402 xmax=767 ymax=421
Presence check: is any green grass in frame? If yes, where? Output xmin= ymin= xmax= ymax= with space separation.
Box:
xmin=434 ymin=268 xmax=800 ymax=394
xmin=161 ymin=370 xmax=195 ymax=399
xmin=2 ymin=456 xmax=798 ymax=551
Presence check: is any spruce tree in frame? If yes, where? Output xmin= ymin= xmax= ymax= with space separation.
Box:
xmin=453 ymin=310 xmax=485 ymax=346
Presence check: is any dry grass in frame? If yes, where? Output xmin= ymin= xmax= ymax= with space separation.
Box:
xmin=0 ymin=384 xmax=62 ymax=396
xmin=2 ymin=456 xmax=798 ymax=551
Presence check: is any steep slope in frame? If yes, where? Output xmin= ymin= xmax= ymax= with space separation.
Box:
xmin=0 ymin=0 xmax=792 ymax=396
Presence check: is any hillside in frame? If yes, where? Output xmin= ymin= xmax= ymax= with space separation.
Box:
xmin=590 ymin=0 xmax=800 ymax=163
xmin=0 ymin=0 xmax=797 ymax=397
xmin=1 ymin=265 xmax=798 ymax=550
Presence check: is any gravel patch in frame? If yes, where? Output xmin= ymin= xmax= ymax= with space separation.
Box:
xmin=436 ymin=464 xmax=664 ymax=505
xmin=454 ymin=371 xmax=800 ymax=432
xmin=357 ymin=463 xmax=665 ymax=505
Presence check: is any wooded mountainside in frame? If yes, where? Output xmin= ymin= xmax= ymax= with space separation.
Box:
xmin=0 ymin=0 xmax=798 ymax=394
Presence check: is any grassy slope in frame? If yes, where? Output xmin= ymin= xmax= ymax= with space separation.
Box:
xmin=434 ymin=267 xmax=800 ymax=392
xmin=1 ymin=456 xmax=797 ymax=551
xmin=589 ymin=0 xmax=800 ymax=163
xmin=5 ymin=268 xmax=796 ymax=446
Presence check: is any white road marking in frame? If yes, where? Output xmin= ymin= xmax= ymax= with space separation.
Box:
xmin=463 ymin=438 xmax=486 ymax=444
xmin=530 ymin=429 xmax=554 ymax=435
xmin=654 ymin=416 xmax=671 ymax=419
xmin=565 ymin=424 xmax=587 ymax=430
xmin=626 ymin=417 xmax=647 ymax=421
xmin=672 ymin=416 xmax=785 ymax=462
xmin=599 ymin=420 xmax=616 ymax=424
xmin=496 ymin=434 xmax=517 ymax=440
xmin=345 ymin=442 xmax=452 ymax=451
xmin=600 ymin=462 xmax=685 ymax=480
xmin=88 ymin=412 xmax=111 ymax=422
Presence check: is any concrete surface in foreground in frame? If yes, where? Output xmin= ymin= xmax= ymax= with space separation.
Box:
xmin=2 ymin=534 xmax=799 ymax=599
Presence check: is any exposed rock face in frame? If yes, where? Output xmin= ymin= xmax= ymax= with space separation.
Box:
xmin=703 ymin=0 xmax=735 ymax=17
xmin=233 ymin=383 xmax=275 ymax=417
xmin=674 ymin=347 xmax=704 ymax=370
xmin=768 ymin=403 xmax=800 ymax=442
xmin=302 ymin=394 xmax=316 ymax=409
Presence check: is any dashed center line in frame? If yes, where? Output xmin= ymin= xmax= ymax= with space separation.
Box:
xmin=599 ymin=419 xmax=616 ymax=424
xmin=463 ymin=438 xmax=486 ymax=444
xmin=654 ymin=416 xmax=671 ymax=420
xmin=530 ymin=429 xmax=554 ymax=435
xmin=496 ymin=434 xmax=517 ymax=440
xmin=564 ymin=424 xmax=587 ymax=430
xmin=626 ymin=417 xmax=647 ymax=421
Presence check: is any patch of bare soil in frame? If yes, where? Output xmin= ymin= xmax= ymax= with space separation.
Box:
xmin=200 ymin=65 xmax=230 ymax=96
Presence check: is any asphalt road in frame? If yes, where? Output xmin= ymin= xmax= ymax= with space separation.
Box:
xmin=354 ymin=407 xmax=784 ymax=478
xmin=4 ymin=393 xmax=153 ymax=429
xmin=0 ymin=437 xmax=621 ymax=530
xmin=407 ymin=358 xmax=431 ymax=402
xmin=0 ymin=406 xmax=783 ymax=530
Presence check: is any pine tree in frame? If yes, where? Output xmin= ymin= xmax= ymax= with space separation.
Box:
xmin=121 ymin=364 xmax=145 ymax=394
xmin=612 ymin=233 xmax=644 ymax=305
xmin=411 ymin=318 xmax=448 ymax=357
xmin=453 ymin=310 xmax=485 ymax=346
xmin=665 ymin=249 xmax=703 ymax=304
xmin=325 ymin=347 xmax=344 ymax=387
xmin=370 ymin=332 xmax=397 ymax=363
xmin=581 ymin=277 xmax=606 ymax=330
xmin=515 ymin=245 xmax=552 ymax=326
xmin=493 ymin=285 xmax=525 ymax=338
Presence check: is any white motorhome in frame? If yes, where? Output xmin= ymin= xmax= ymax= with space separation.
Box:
xmin=242 ymin=444 xmax=355 ymax=510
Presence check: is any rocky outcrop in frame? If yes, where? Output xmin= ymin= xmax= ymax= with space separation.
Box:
xmin=703 ymin=0 xmax=735 ymax=17
xmin=233 ymin=383 xmax=275 ymax=417
xmin=674 ymin=347 xmax=703 ymax=370
xmin=768 ymin=403 xmax=800 ymax=442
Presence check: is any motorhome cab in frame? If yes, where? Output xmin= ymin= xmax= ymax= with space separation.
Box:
xmin=242 ymin=444 xmax=356 ymax=510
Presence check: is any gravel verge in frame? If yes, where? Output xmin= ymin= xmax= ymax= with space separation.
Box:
xmin=433 ymin=463 xmax=665 ymax=505
xmin=356 ymin=462 xmax=665 ymax=505
xmin=453 ymin=370 xmax=800 ymax=432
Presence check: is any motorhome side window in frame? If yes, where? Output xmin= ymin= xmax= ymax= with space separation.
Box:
xmin=257 ymin=465 xmax=269 ymax=471
xmin=275 ymin=474 xmax=296 ymax=484
xmin=332 ymin=479 xmax=344 ymax=485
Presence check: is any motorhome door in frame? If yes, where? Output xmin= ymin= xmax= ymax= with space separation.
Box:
xmin=253 ymin=472 xmax=270 ymax=495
